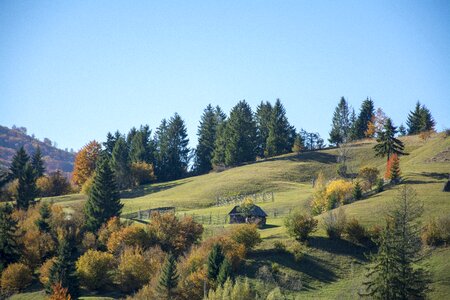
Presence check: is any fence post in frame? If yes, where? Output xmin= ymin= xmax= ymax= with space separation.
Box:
xmin=272 ymin=192 xmax=274 ymax=202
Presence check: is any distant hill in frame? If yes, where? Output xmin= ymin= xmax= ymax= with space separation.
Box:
xmin=0 ymin=125 xmax=75 ymax=176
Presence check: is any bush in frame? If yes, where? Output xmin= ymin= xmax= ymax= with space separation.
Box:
xmin=229 ymin=224 xmax=261 ymax=251
xmin=37 ymin=171 xmax=72 ymax=197
xmin=422 ymin=216 xmax=450 ymax=246
xmin=131 ymin=162 xmax=156 ymax=186
xmin=97 ymin=217 xmax=122 ymax=248
xmin=290 ymin=243 xmax=306 ymax=262
xmin=1 ymin=263 xmax=33 ymax=293
xmin=49 ymin=282 xmax=72 ymax=300
xmin=76 ymin=250 xmax=115 ymax=290
xmin=322 ymin=208 xmax=347 ymax=239
xmin=358 ymin=167 xmax=380 ymax=191
xmin=116 ymin=247 xmax=160 ymax=292
xmin=345 ymin=218 xmax=368 ymax=244
xmin=375 ymin=178 xmax=384 ymax=193
xmin=273 ymin=241 xmax=286 ymax=253
xmin=107 ymin=225 xmax=155 ymax=254
xmin=284 ymin=211 xmax=318 ymax=242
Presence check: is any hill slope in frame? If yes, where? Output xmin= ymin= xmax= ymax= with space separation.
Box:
xmin=0 ymin=125 xmax=75 ymax=175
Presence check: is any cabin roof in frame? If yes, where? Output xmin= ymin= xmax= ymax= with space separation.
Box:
xmin=228 ymin=204 xmax=268 ymax=217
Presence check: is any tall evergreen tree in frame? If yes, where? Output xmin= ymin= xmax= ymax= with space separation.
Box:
xmin=224 ymin=100 xmax=257 ymax=166
xmin=111 ymin=136 xmax=131 ymax=189
xmin=266 ymin=99 xmax=292 ymax=157
xmin=155 ymin=119 xmax=170 ymax=181
xmin=373 ymin=118 xmax=407 ymax=162
xmin=217 ymin=258 xmax=232 ymax=286
xmin=84 ymin=158 xmax=122 ymax=232
xmin=361 ymin=186 xmax=430 ymax=299
xmin=157 ymin=254 xmax=179 ymax=299
xmin=126 ymin=127 xmax=138 ymax=146
xmin=419 ymin=105 xmax=435 ymax=133
xmin=166 ymin=113 xmax=190 ymax=180
xmin=328 ymin=97 xmax=351 ymax=146
xmin=194 ymin=104 xmax=226 ymax=174
xmin=103 ymin=131 xmax=121 ymax=156
xmin=406 ymin=102 xmax=422 ymax=135
xmin=46 ymin=235 xmax=79 ymax=298
xmin=31 ymin=146 xmax=45 ymax=178
xmin=351 ymin=98 xmax=375 ymax=140
xmin=16 ymin=162 xmax=37 ymax=209
xmin=9 ymin=146 xmax=30 ymax=179
xmin=0 ymin=204 xmax=19 ymax=271
xmin=398 ymin=124 xmax=407 ymax=136
xmin=207 ymin=244 xmax=225 ymax=281
xmin=255 ymin=101 xmax=273 ymax=158
xmin=211 ymin=120 xmax=228 ymax=167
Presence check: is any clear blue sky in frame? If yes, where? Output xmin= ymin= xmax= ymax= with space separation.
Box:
xmin=1 ymin=0 xmax=449 ymax=151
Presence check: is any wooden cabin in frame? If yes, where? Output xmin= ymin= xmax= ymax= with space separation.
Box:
xmin=228 ymin=204 xmax=268 ymax=227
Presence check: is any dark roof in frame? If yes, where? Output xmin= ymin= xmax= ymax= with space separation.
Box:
xmin=228 ymin=204 xmax=268 ymax=217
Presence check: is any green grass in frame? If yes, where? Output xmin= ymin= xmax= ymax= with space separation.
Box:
xmin=32 ymin=133 xmax=450 ymax=299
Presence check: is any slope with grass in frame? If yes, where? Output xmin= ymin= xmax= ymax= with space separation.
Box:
xmin=40 ymin=133 xmax=450 ymax=299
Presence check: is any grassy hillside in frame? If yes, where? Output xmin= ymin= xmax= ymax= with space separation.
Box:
xmin=41 ymin=133 xmax=450 ymax=299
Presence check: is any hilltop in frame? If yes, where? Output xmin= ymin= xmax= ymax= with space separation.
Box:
xmin=0 ymin=125 xmax=75 ymax=175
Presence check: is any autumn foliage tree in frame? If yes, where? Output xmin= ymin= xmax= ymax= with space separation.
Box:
xmin=72 ymin=141 xmax=101 ymax=188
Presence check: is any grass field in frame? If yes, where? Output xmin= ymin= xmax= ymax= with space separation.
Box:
xmin=28 ymin=133 xmax=450 ymax=299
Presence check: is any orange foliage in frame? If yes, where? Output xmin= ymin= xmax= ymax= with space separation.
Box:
xmin=49 ymin=282 xmax=72 ymax=300
xmin=107 ymin=224 xmax=154 ymax=254
xmin=365 ymin=118 xmax=376 ymax=138
xmin=72 ymin=140 xmax=101 ymax=187
xmin=98 ymin=216 xmax=123 ymax=247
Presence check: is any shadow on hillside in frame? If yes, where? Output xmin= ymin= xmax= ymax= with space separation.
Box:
xmin=261 ymin=151 xmax=337 ymax=165
xmin=307 ymin=237 xmax=370 ymax=261
xmin=246 ymin=250 xmax=337 ymax=285
xmin=420 ymin=172 xmax=449 ymax=181
xmin=261 ymin=224 xmax=281 ymax=229
xmin=120 ymin=180 xmax=190 ymax=199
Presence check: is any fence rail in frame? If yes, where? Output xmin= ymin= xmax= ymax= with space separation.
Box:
xmin=215 ymin=191 xmax=274 ymax=206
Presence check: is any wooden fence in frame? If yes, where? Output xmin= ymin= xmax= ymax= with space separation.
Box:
xmin=215 ymin=191 xmax=274 ymax=206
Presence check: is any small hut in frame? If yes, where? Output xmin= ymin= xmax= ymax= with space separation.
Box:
xmin=444 ymin=176 xmax=450 ymax=192
xmin=228 ymin=204 xmax=268 ymax=226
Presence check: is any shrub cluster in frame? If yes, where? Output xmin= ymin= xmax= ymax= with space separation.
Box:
xmin=284 ymin=211 xmax=318 ymax=242
xmin=422 ymin=216 xmax=450 ymax=246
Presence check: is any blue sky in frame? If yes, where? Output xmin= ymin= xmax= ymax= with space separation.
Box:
xmin=1 ymin=0 xmax=449 ymax=151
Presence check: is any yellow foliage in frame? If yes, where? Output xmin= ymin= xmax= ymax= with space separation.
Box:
xmin=98 ymin=216 xmax=123 ymax=247
xmin=107 ymin=225 xmax=152 ymax=254
xmin=325 ymin=179 xmax=353 ymax=205
xmin=131 ymin=162 xmax=156 ymax=186
xmin=311 ymin=177 xmax=353 ymax=214
xmin=72 ymin=140 xmax=101 ymax=188
xmin=39 ymin=257 xmax=57 ymax=286
xmin=228 ymin=224 xmax=261 ymax=251
xmin=76 ymin=250 xmax=115 ymax=290
xmin=0 ymin=263 xmax=32 ymax=293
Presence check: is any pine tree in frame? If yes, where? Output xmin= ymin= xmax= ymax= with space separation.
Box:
xmin=157 ymin=254 xmax=179 ymax=299
xmin=351 ymin=98 xmax=375 ymax=140
xmin=406 ymin=102 xmax=422 ymax=135
xmin=111 ymin=136 xmax=131 ymax=189
xmin=31 ymin=146 xmax=45 ymax=178
xmin=361 ymin=186 xmax=430 ymax=299
xmin=373 ymin=118 xmax=407 ymax=162
xmin=103 ymin=131 xmax=121 ymax=156
xmin=328 ymin=97 xmax=351 ymax=146
xmin=36 ymin=202 xmax=52 ymax=233
xmin=217 ymin=258 xmax=232 ymax=286
xmin=388 ymin=154 xmax=401 ymax=184
xmin=194 ymin=104 xmax=225 ymax=174
xmin=398 ymin=124 xmax=406 ymax=136
xmin=266 ymin=99 xmax=292 ymax=157
xmin=166 ymin=113 xmax=190 ymax=180
xmin=16 ymin=162 xmax=37 ymax=209
xmin=207 ymin=244 xmax=225 ymax=281
xmin=9 ymin=146 xmax=30 ymax=179
xmin=419 ymin=105 xmax=435 ymax=132
xmin=292 ymin=133 xmax=304 ymax=154
xmin=224 ymin=100 xmax=257 ymax=166
xmin=211 ymin=120 xmax=228 ymax=167
xmin=353 ymin=181 xmax=363 ymax=200
xmin=255 ymin=101 xmax=273 ymax=158
xmin=155 ymin=119 xmax=170 ymax=181
xmin=130 ymin=125 xmax=154 ymax=164
xmin=84 ymin=158 xmax=122 ymax=232
xmin=126 ymin=127 xmax=138 ymax=146
xmin=46 ymin=235 xmax=79 ymax=298
xmin=0 ymin=204 xmax=19 ymax=271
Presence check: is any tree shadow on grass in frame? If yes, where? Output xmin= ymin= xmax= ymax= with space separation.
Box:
xmin=245 ymin=250 xmax=337 ymax=285
xmin=420 ymin=172 xmax=449 ymax=181
xmin=120 ymin=180 xmax=190 ymax=199
xmin=265 ymin=151 xmax=338 ymax=165
xmin=307 ymin=236 xmax=371 ymax=262
xmin=260 ymin=224 xmax=281 ymax=229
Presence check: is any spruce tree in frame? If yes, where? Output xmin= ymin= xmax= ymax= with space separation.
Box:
xmin=255 ymin=101 xmax=273 ymax=158
xmin=361 ymin=186 xmax=430 ymax=299
xmin=103 ymin=131 xmax=121 ymax=156
xmin=351 ymin=98 xmax=375 ymax=140
xmin=328 ymin=97 xmax=351 ymax=146
xmin=111 ymin=136 xmax=131 ymax=189
xmin=166 ymin=113 xmax=190 ymax=180
xmin=353 ymin=181 xmax=363 ymax=200
xmin=130 ymin=125 xmax=154 ymax=164
xmin=406 ymin=102 xmax=422 ymax=135
xmin=16 ymin=162 xmax=37 ymax=209
xmin=9 ymin=146 xmax=30 ymax=179
xmin=46 ymin=235 xmax=79 ymax=298
xmin=0 ymin=204 xmax=19 ymax=271
xmin=207 ymin=244 xmax=225 ymax=281
xmin=155 ymin=119 xmax=170 ymax=181
xmin=266 ymin=99 xmax=292 ymax=157
xmin=388 ymin=154 xmax=401 ymax=184
xmin=373 ymin=118 xmax=407 ymax=162
xmin=84 ymin=158 xmax=122 ymax=232
xmin=217 ymin=258 xmax=232 ymax=286
xmin=419 ymin=105 xmax=435 ymax=132
xmin=31 ymin=146 xmax=45 ymax=178
xmin=398 ymin=124 xmax=406 ymax=136
xmin=211 ymin=120 xmax=228 ymax=167
xmin=36 ymin=202 xmax=52 ymax=233
xmin=194 ymin=104 xmax=225 ymax=174
xmin=224 ymin=100 xmax=257 ymax=166
xmin=157 ymin=254 xmax=179 ymax=299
